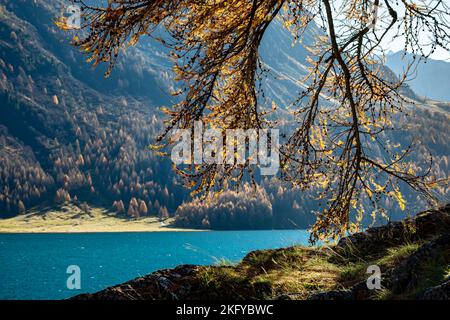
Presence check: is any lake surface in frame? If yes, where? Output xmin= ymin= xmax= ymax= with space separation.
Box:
xmin=0 ymin=230 xmax=309 ymax=300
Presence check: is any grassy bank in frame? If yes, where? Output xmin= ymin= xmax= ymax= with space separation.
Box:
xmin=193 ymin=240 xmax=446 ymax=300
xmin=0 ymin=204 xmax=201 ymax=233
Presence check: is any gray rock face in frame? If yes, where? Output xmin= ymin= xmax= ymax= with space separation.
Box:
xmin=421 ymin=279 xmax=450 ymax=300
xmin=308 ymin=290 xmax=353 ymax=300
xmin=336 ymin=205 xmax=450 ymax=258
xmin=312 ymin=206 xmax=450 ymax=300
xmin=390 ymin=233 xmax=450 ymax=295
xmin=72 ymin=265 xmax=199 ymax=300
xmin=308 ymin=279 xmax=387 ymax=301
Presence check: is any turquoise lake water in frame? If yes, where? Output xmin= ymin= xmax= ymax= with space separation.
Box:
xmin=0 ymin=230 xmax=310 ymax=300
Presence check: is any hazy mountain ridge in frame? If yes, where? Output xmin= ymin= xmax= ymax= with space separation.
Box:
xmin=0 ymin=0 xmax=448 ymax=229
xmin=387 ymin=51 xmax=450 ymax=102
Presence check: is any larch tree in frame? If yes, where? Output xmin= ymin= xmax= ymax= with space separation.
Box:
xmin=59 ymin=0 xmax=450 ymax=242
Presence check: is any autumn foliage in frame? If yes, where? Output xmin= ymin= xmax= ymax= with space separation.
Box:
xmin=62 ymin=0 xmax=450 ymax=242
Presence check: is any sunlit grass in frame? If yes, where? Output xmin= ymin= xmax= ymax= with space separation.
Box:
xmin=0 ymin=203 xmax=200 ymax=233
xmin=191 ymin=238 xmax=448 ymax=300
xmin=376 ymin=243 xmax=421 ymax=268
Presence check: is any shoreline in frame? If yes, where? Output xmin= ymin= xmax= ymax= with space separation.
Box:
xmin=0 ymin=218 xmax=204 ymax=234
xmin=72 ymin=206 xmax=450 ymax=301
xmin=0 ymin=205 xmax=203 ymax=234
xmin=0 ymin=228 xmax=205 ymax=234
xmin=0 ymin=205 xmax=307 ymax=234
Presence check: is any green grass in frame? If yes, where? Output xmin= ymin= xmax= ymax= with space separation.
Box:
xmin=213 ymin=258 xmax=236 ymax=267
xmin=197 ymin=247 xmax=345 ymax=299
xmin=335 ymin=243 xmax=421 ymax=288
xmin=194 ymin=241 xmax=444 ymax=299
xmin=0 ymin=203 xmax=196 ymax=233
xmin=338 ymin=262 xmax=368 ymax=285
xmin=412 ymin=247 xmax=450 ymax=297
xmin=376 ymin=243 xmax=421 ymax=268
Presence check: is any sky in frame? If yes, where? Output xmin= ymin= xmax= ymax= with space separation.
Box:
xmin=329 ymin=0 xmax=450 ymax=61
xmin=385 ymin=41 xmax=450 ymax=62
xmin=383 ymin=30 xmax=450 ymax=61
xmin=378 ymin=0 xmax=450 ymax=61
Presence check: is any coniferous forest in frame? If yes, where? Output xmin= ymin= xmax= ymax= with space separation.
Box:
xmin=1 ymin=1 xmax=450 ymax=233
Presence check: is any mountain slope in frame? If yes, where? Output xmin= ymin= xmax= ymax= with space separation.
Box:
xmin=0 ymin=0 xmax=448 ymax=229
xmin=0 ymin=0 xmax=186 ymax=218
xmin=386 ymin=51 xmax=450 ymax=102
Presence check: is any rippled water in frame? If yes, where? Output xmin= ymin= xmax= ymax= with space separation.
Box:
xmin=0 ymin=230 xmax=310 ymax=300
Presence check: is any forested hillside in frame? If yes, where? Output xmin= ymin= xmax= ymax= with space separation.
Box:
xmin=0 ymin=0 xmax=184 ymax=218
xmin=0 ymin=0 xmax=449 ymax=230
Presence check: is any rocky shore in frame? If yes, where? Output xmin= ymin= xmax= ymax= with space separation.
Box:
xmin=72 ymin=205 xmax=450 ymax=300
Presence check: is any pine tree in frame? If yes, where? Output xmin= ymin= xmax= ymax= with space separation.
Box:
xmin=139 ymin=200 xmax=148 ymax=216
xmin=17 ymin=200 xmax=26 ymax=214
